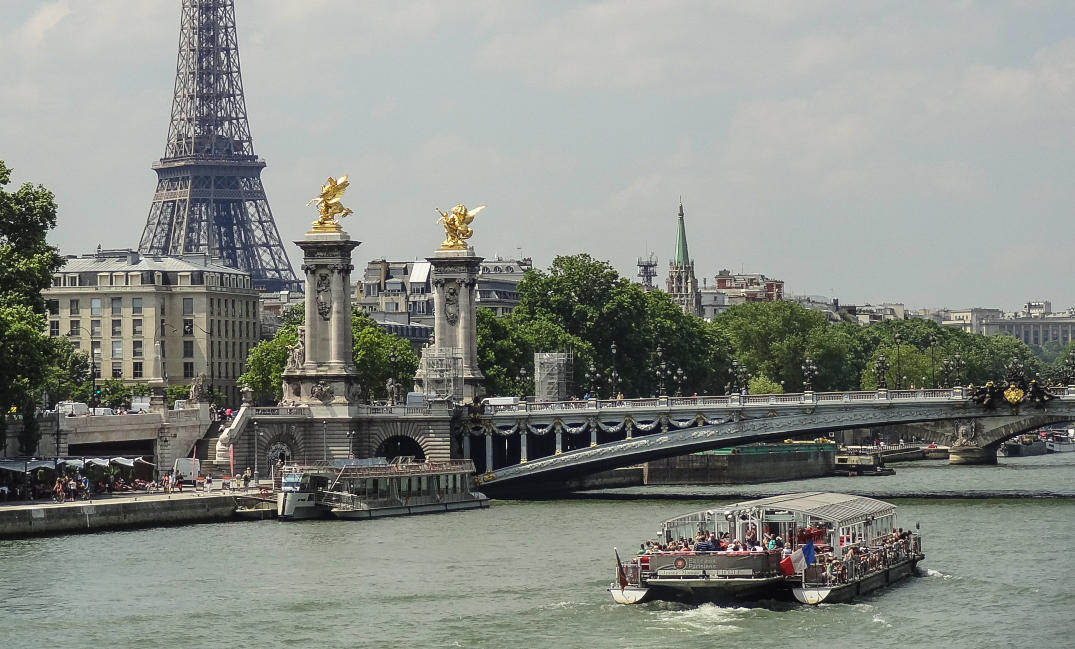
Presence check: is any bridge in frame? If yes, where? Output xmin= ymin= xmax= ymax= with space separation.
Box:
xmin=464 ymin=387 xmax=1075 ymax=497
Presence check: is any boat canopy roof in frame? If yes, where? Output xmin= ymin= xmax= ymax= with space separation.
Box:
xmin=662 ymin=492 xmax=897 ymax=529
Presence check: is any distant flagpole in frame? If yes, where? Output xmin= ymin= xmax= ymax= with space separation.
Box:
xmin=614 ymin=547 xmax=628 ymax=592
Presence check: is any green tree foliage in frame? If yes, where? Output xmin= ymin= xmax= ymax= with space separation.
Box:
xmin=713 ymin=302 xmax=828 ymax=391
xmin=239 ymin=306 xmax=418 ymax=403
xmin=165 ymin=384 xmax=190 ymax=408
xmin=0 ymin=161 xmax=65 ymax=452
xmin=476 ymin=307 xmax=588 ymax=397
xmin=749 ymin=375 xmax=784 ymax=394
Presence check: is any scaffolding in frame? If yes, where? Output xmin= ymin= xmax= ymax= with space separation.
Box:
xmin=417 ymin=347 xmax=462 ymax=401
xmin=534 ymin=351 xmax=574 ymax=401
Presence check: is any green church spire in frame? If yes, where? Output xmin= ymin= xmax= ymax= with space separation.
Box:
xmin=673 ymin=199 xmax=690 ymax=266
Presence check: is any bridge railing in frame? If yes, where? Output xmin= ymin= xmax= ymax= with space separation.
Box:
xmin=251 ymin=406 xmax=312 ymax=418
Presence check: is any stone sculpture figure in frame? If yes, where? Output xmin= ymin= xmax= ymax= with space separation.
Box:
xmin=285 ymin=327 xmax=306 ymax=370
xmin=311 ymin=381 xmax=334 ymax=403
xmin=436 ymin=204 xmax=485 ymax=250
xmin=189 ymin=372 xmax=206 ymax=402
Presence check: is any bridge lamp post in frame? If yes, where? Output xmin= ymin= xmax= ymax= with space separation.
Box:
xmin=387 ymin=349 xmax=398 ymax=405
xmin=347 ymin=430 xmax=356 ymax=459
xmin=66 ymin=328 xmax=98 ymax=409
xmin=609 ymin=342 xmax=621 ymax=398
xmin=517 ymin=365 xmax=529 ymax=399
xmin=585 ymin=364 xmax=601 ymax=399
xmin=953 ymin=352 xmax=965 ymax=386
xmin=654 ymin=345 xmax=668 ymax=396
xmin=874 ymin=354 xmax=889 ymax=389
xmin=802 ymin=357 xmax=818 ymax=392
xmin=893 ymin=333 xmax=903 ymax=390
xmin=673 ymin=367 xmax=686 ymax=396
xmin=253 ymin=420 xmax=259 ymax=484
xmin=1062 ymin=351 xmax=1075 ymax=386
xmin=928 ymin=334 xmax=937 ymax=388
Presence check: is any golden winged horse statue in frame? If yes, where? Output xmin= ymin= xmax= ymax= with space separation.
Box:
xmin=307 ymin=175 xmax=354 ymax=232
xmin=436 ymin=204 xmax=486 ymax=250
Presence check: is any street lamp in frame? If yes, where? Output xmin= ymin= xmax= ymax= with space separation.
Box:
xmin=953 ymin=352 xmax=965 ymax=386
xmin=347 ymin=430 xmax=356 ymax=459
xmin=928 ymin=334 xmax=937 ymax=388
xmin=874 ymin=354 xmax=889 ymax=389
xmin=609 ymin=341 xmax=621 ymax=398
xmin=517 ymin=365 xmax=529 ymax=399
xmin=253 ymin=420 xmax=260 ymax=485
xmin=673 ymin=367 xmax=686 ymax=396
xmin=387 ymin=349 xmax=398 ymax=405
xmin=322 ymin=419 xmax=328 ymax=463
xmin=585 ymin=363 xmax=602 ymax=398
xmin=66 ymin=328 xmax=98 ymax=408
xmin=729 ymin=360 xmax=751 ymax=395
xmin=893 ymin=332 xmax=903 ymax=390
xmin=802 ymin=357 xmax=818 ymax=392
xmin=654 ymin=345 xmax=670 ymax=396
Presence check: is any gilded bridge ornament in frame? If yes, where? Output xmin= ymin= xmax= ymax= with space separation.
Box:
xmin=307 ymin=175 xmax=354 ymax=232
xmin=436 ymin=204 xmax=485 ymax=250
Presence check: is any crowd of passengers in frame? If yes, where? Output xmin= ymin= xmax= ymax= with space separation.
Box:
xmin=637 ymin=525 xmax=919 ymax=579
xmin=638 ymin=524 xmax=789 ymax=554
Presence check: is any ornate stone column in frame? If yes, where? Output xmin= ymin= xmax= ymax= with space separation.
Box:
xmin=282 ymin=229 xmax=361 ymax=405
xmin=422 ymin=248 xmax=485 ymax=402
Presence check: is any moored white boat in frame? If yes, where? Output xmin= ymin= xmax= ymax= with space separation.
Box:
xmin=609 ymin=492 xmax=923 ymax=606
xmin=278 ymin=458 xmax=488 ymax=521
xmin=1045 ymin=430 xmax=1075 ymax=453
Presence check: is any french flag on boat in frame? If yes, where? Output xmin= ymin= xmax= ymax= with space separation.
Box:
xmin=780 ymin=540 xmax=816 ymax=575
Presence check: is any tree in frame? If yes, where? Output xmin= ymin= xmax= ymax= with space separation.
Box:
xmin=713 ymin=301 xmax=828 ymax=390
xmin=0 ymin=161 xmax=65 ymax=452
xmin=238 ymin=305 xmax=418 ymax=403
xmin=476 ymin=307 xmax=589 ymax=398
xmin=749 ymin=375 xmax=784 ymax=394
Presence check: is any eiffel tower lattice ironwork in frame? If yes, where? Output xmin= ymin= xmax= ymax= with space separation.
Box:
xmin=138 ymin=0 xmax=299 ymax=292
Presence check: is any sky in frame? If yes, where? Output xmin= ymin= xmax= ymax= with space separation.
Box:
xmin=2 ymin=1 xmax=1074 ymax=312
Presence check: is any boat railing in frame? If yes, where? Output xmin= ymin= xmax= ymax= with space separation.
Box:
xmin=800 ymin=534 xmax=921 ymax=586
xmin=282 ymin=459 xmax=476 ymax=479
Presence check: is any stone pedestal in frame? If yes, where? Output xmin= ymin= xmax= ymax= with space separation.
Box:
xmin=948 ymin=444 xmax=998 ymax=465
xmin=418 ymin=248 xmax=484 ymax=402
xmin=282 ymin=230 xmax=361 ymax=405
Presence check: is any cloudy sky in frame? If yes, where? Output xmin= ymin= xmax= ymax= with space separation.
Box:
xmin=2 ymin=1 xmax=1073 ymax=312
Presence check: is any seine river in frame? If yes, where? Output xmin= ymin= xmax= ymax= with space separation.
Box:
xmin=2 ymin=453 xmax=1073 ymax=649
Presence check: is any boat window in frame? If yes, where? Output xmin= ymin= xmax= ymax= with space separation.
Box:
xmin=418 ymin=476 xmax=426 ymax=494
xmin=378 ymin=479 xmax=387 ymax=498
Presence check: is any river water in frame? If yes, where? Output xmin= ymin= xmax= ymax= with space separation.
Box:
xmin=2 ymin=453 xmax=1073 ymax=649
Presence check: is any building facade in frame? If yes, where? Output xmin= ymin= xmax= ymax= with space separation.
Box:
xmin=44 ymin=249 xmax=259 ymax=406
xmin=357 ymin=256 xmax=533 ymax=324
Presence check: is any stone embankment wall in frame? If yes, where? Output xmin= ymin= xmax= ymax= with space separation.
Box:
xmin=0 ymin=494 xmax=239 ymax=538
xmin=643 ymin=448 xmax=835 ymax=485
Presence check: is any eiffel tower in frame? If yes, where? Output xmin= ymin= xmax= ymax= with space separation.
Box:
xmin=138 ymin=0 xmax=299 ymax=292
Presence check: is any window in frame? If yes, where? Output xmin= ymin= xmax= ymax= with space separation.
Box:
xmin=132 ymin=297 xmax=142 ymax=314
xmin=111 ymin=297 xmax=122 ymax=313
xmin=183 ymin=362 xmax=194 ymax=379
xmin=112 ymin=319 xmax=122 ymax=336
xmin=183 ymin=340 xmax=194 ymax=358
xmin=69 ymin=299 xmax=80 ymax=315
xmin=47 ymin=299 xmax=59 ymax=315
xmin=183 ymin=318 xmax=194 ymax=336
xmin=161 ymin=319 xmax=167 ymax=336
xmin=133 ymin=341 xmax=143 ymax=358
xmin=112 ymin=362 xmax=122 ymax=379
xmin=91 ymin=341 xmax=101 ymax=362
xmin=183 ymin=297 xmax=193 ymax=315
xmin=91 ymin=298 xmax=102 ymax=316
xmin=133 ymin=362 xmax=143 ymax=379
xmin=112 ymin=340 xmax=122 ymax=358
xmin=50 ymin=321 xmax=59 ymax=337
xmin=133 ymin=319 xmax=143 ymax=336
xmin=90 ymin=320 xmax=101 ymax=337
xmin=70 ymin=319 xmax=80 ymax=336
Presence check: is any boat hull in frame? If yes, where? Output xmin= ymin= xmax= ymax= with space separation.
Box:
xmin=330 ymin=497 xmax=489 ymax=520
xmin=1046 ymin=441 xmax=1075 ymax=453
xmin=792 ymin=557 xmax=919 ymax=604
xmin=277 ymin=492 xmax=331 ymax=520
xmin=1004 ymin=441 xmax=1046 ymax=457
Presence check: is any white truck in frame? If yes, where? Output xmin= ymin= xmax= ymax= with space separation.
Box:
xmin=172 ymin=457 xmax=201 ymax=486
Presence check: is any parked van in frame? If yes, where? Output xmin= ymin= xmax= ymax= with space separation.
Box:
xmin=172 ymin=399 xmax=188 ymax=410
xmin=131 ymin=396 xmax=151 ymax=412
xmin=482 ymin=396 xmax=520 ymax=407
xmin=56 ymin=401 xmax=89 ymax=417
xmin=405 ymin=392 xmax=427 ymax=407
xmin=173 ymin=457 xmax=201 ymax=485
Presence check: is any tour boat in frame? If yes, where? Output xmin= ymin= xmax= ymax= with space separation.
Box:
xmin=1045 ymin=430 xmax=1075 ymax=453
xmin=277 ymin=458 xmax=488 ymax=521
xmin=609 ymin=492 xmax=923 ymax=606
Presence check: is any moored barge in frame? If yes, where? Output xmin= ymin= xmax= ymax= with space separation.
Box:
xmin=278 ymin=458 xmax=488 ymax=520
xmin=610 ymin=492 xmax=923 ymax=606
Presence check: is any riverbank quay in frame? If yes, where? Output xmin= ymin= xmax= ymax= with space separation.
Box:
xmin=0 ymin=488 xmax=272 ymax=539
